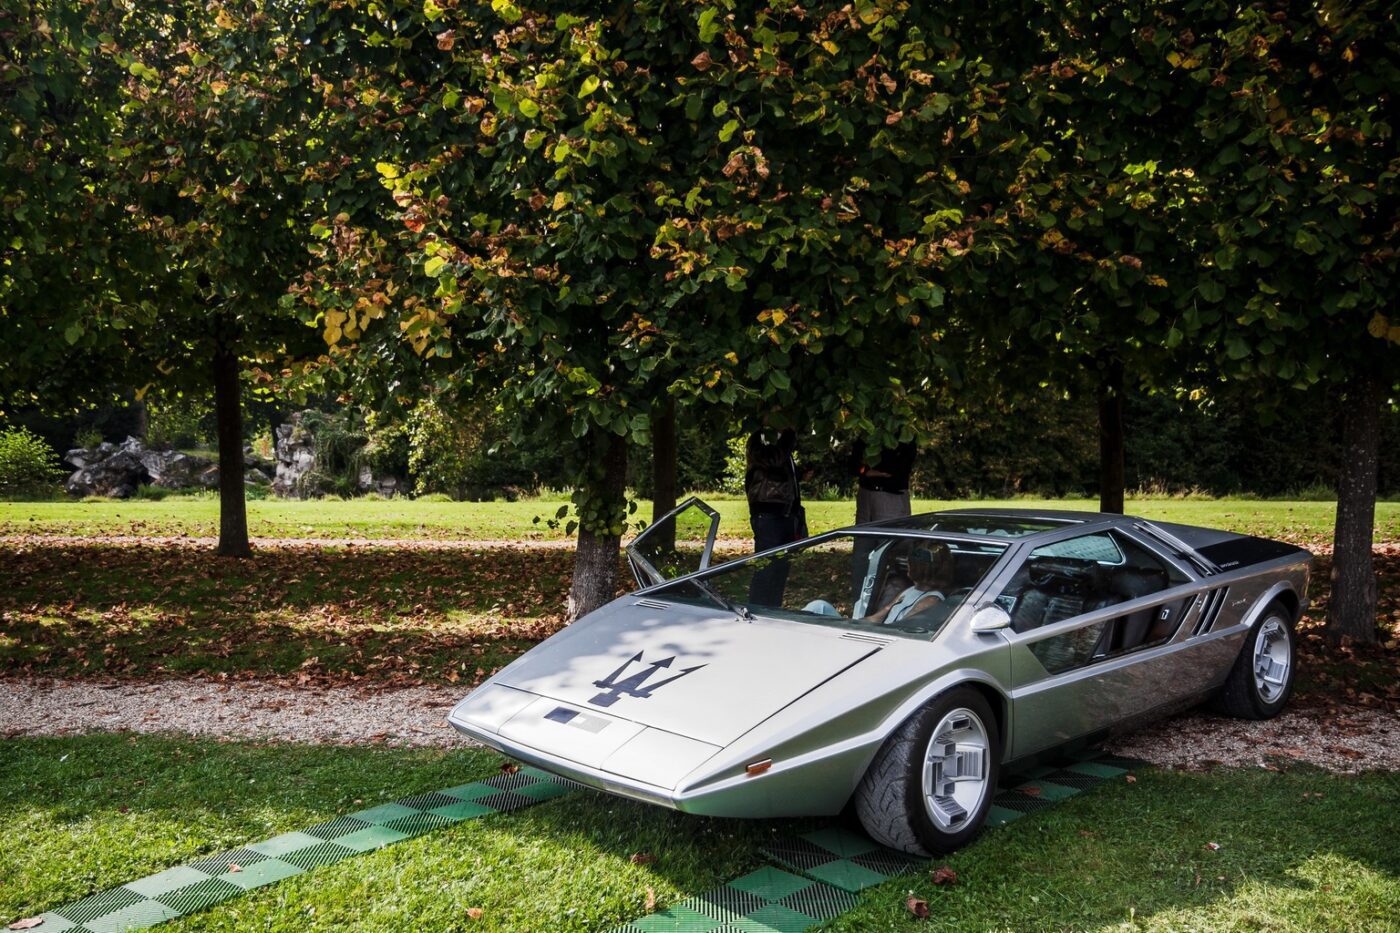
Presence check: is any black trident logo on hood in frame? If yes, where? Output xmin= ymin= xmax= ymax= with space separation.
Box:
xmin=589 ymin=652 xmax=706 ymax=708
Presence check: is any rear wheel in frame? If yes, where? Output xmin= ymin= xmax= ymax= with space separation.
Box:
xmin=1213 ymin=600 xmax=1296 ymax=719
xmin=854 ymin=687 xmax=1000 ymax=855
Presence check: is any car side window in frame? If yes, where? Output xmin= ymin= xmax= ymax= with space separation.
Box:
xmin=997 ymin=531 xmax=1189 ymax=637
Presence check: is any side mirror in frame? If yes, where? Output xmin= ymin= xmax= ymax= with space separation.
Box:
xmin=969 ymin=604 xmax=1012 ymax=634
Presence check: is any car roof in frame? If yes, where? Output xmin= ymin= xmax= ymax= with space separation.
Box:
xmin=847 ymin=507 xmax=1130 ymax=541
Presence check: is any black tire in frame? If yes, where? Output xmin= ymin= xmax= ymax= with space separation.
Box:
xmin=1212 ymin=599 xmax=1296 ymax=719
xmin=853 ymin=687 xmax=1000 ymax=856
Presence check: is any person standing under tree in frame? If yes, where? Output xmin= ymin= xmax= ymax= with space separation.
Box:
xmin=745 ymin=428 xmax=806 ymax=606
xmin=850 ymin=439 xmax=917 ymax=601
xmin=854 ymin=439 xmax=917 ymax=525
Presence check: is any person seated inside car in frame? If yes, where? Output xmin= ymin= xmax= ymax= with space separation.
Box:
xmin=862 ymin=543 xmax=956 ymax=625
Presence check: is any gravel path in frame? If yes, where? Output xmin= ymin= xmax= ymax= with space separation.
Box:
xmin=1103 ymin=706 xmax=1400 ymax=774
xmin=1 ymin=677 xmax=464 ymax=748
xmin=3 ymin=676 xmax=1396 ymax=772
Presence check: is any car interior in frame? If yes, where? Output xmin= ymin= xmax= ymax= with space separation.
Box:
xmin=999 ymin=533 xmax=1190 ymax=662
xmin=857 ymin=541 xmax=1004 ymax=632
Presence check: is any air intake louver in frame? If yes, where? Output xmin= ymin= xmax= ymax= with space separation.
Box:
xmin=840 ymin=631 xmax=893 ymax=647
xmin=1192 ymin=587 xmax=1228 ymax=636
xmin=633 ymin=598 xmax=670 ymax=610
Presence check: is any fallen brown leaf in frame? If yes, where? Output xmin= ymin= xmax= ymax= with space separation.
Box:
xmin=930 ymin=865 xmax=958 ymax=886
xmin=1021 ymin=785 xmax=1042 ymax=797
xmin=500 ymin=761 xmax=521 ymax=775
xmin=1204 ymin=842 xmax=1221 ymax=851
xmin=466 ymin=907 xmax=484 ymax=920
xmin=228 ymin=864 xmax=242 ymax=873
xmin=1126 ymin=774 xmax=1137 ymax=784
xmin=630 ymin=853 xmax=657 ymax=865
xmin=906 ymin=895 xmax=930 ymax=919
xmin=645 ymin=886 xmax=657 ymax=912
xmin=9 ymin=919 xmax=45 ymax=930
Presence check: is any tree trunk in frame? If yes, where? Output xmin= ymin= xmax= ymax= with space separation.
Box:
xmin=567 ymin=433 xmax=628 ymax=621
xmin=213 ymin=337 xmax=250 ymax=558
xmin=651 ymin=397 xmax=678 ymax=552
xmin=1097 ymin=358 xmax=1125 ymax=514
xmin=1327 ymin=368 xmax=1381 ymax=644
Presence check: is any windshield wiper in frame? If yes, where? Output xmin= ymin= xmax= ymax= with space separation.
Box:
xmin=694 ymin=578 xmax=754 ymax=623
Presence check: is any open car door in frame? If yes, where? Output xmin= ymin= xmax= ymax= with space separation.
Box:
xmin=625 ymin=497 xmax=721 ymax=588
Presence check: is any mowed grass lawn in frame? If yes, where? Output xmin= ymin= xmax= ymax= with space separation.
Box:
xmin=3 ymin=735 xmax=1397 ymax=931
xmin=4 ymin=495 xmax=1399 ymax=543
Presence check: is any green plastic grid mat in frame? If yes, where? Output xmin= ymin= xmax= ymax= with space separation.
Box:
xmin=617 ymin=750 xmax=1143 ymax=930
xmin=987 ymin=750 xmax=1142 ymax=828
xmin=18 ymin=766 xmax=575 ymax=933
xmin=613 ymin=866 xmax=859 ymax=933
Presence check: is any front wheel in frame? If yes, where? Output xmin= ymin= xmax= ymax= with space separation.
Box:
xmin=1213 ymin=600 xmax=1296 ymax=719
xmin=854 ymin=687 xmax=1000 ymax=855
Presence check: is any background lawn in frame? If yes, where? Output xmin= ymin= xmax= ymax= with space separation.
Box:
xmin=3 ymin=497 xmax=1397 ymax=694
xmin=3 ymin=736 xmax=1396 ymax=931
xmin=3 ymin=495 xmax=1399 ymax=544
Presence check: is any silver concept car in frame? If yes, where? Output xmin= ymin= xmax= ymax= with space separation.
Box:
xmin=449 ymin=501 xmax=1311 ymax=854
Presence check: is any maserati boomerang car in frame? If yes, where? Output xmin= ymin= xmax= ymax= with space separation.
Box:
xmin=449 ymin=500 xmax=1311 ymax=854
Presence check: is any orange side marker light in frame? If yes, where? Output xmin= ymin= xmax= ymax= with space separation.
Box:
xmin=745 ymin=759 xmax=773 ymax=777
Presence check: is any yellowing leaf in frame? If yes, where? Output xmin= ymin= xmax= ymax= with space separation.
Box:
xmin=769 ymin=309 xmax=787 ymax=327
xmin=552 ymin=191 xmax=572 ymax=210
xmin=1367 ymin=313 xmax=1389 ymax=339
xmin=375 ymin=162 xmax=401 ymax=179
xmin=579 ymin=75 xmax=600 ymax=97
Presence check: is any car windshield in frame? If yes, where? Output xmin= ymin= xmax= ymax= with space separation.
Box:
xmin=647 ymin=533 xmax=1008 ymax=640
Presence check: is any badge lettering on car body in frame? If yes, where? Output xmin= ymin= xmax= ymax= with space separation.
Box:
xmin=589 ymin=652 xmax=706 ymax=708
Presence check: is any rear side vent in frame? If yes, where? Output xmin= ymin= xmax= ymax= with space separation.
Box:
xmin=841 ymin=631 xmax=893 ymax=647
xmin=1192 ymin=587 xmax=1228 ymax=636
xmin=633 ymin=598 xmax=670 ymax=610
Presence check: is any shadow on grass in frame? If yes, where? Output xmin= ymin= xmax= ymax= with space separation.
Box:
xmin=1 ymin=544 xmax=588 ymax=683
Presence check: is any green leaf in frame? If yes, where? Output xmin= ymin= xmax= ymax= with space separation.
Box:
xmin=424 ymin=256 xmax=448 ymax=277
xmin=490 ymin=0 xmax=522 ymax=23
xmin=579 ymin=75 xmax=600 ymax=97
xmin=1197 ymin=277 xmax=1224 ymax=303
xmin=718 ymin=119 xmax=739 ymax=142
xmin=375 ymin=162 xmax=400 ymax=179
xmin=698 ymin=7 xmax=720 ymax=43
xmin=523 ymin=129 xmax=546 ymax=150
xmin=518 ymin=98 xmax=540 ymax=118
xmin=684 ymin=95 xmax=703 ymax=121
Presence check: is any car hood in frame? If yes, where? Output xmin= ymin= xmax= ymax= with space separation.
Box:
xmin=494 ymin=598 xmax=882 ymax=746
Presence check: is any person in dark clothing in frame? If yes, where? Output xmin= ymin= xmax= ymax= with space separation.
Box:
xmin=853 ymin=439 xmax=917 ymax=524
xmin=850 ymin=440 xmax=917 ymax=600
xmin=745 ymin=428 xmax=805 ymax=606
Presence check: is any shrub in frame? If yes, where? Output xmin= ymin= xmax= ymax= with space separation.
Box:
xmin=73 ymin=426 xmax=104 ymax=450
xmin=0 ymin=427 xmax=61 ymax=493
xmin=145 ymin=392 xmax=213 ymax=449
